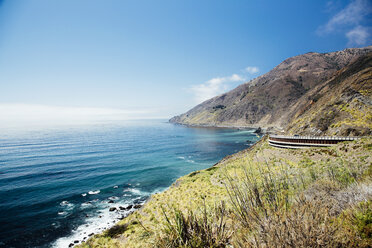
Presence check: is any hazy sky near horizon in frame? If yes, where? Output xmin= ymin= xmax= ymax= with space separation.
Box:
xmin=0 ymin=0 xmax=371 ymax=124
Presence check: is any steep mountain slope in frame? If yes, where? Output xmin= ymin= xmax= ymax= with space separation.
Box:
xmin=170 ymin=47 xmax=372 ymax=135
xmin=286 ymin=52 xmax=372 ymax=136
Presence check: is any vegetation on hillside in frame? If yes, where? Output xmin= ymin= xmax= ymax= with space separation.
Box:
xmin=78 ymin=137 xmax=372 ymax=247
xmin=287 ymin=53 xmax=372 ymax=136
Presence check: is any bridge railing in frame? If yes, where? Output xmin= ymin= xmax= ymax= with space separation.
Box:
xmin=269 ymin=135 xmax=359 ymax=141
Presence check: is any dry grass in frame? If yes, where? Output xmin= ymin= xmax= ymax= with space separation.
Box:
xmin=232 ymin=197 xmax=341 ymax=248
xmin=337 ymin=200 xmax=372 ymax=247
xmin=155 ymin=200 xmax=231 ymax=248
xmin=223 ymin=161 xmax=342 ymax=248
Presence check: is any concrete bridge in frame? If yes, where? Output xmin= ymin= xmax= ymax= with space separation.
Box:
xmin=268 ymin=135 xmax=359 ymax=149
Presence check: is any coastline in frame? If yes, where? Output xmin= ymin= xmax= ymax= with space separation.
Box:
xmin=168 ymin=120 xmax=286 ymax=134
xmin=78 ymin=135 xmax=372 ymax=247
xmin=50 ymin=125 xmax=262 ymax=248
xmin=169 ymin=120 xmax=264 ymax=129
xmin=75 ymin=135 xmax=267 ymax=247
xmin=52 ymin=193 xmax=150 ymax=248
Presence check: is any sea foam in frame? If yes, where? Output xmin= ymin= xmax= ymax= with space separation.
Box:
xmin=88 ymin=190 xmax=100 ymax=195
xmin=52 ymin=200 xmax=137 ymax=248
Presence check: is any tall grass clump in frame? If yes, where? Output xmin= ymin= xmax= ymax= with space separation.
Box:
xmin=224 ymin=161 xmax=299 ymax=227
xmin=155 ymin=200 xmax=232 ymax=248
xmin=336 ymin=200 xmax=372 ymax=247
xmin=224 ymin=160 xmax=344 ymax=247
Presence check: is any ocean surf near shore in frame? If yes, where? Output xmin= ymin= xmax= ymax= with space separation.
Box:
xmin=0 ymin=120 xmax=261 ymax=247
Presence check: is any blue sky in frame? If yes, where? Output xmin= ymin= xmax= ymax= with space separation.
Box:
xmin=0 ymin=0 xmax=371 ymax=124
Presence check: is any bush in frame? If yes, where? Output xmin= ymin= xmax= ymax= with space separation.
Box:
xmin=337 ymin=200 xmax=372 ymax=247
xmin=156 ymin=201 xmax=231 ymax=248
xmin=104 ymin=224 xmax=128 ymax=238
xmin=232 ymin=196 xmax=340 ymax=248
xmin=224 ymin=162 xmax=341 ymax=247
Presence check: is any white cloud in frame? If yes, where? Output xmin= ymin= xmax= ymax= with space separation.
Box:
xmin=245 ymin=66 xmax=259 ymax=74
xmin=325 ymin=1 xmax=338 ymax=13
xmin=0 ymin=103 xmax=151 ymax=127
xmin=190 ymin=74 xmax=245 ymax=103
xmin=346 ymin=25 xmax=370 ymax=45
xmin=318 ymin=0 xmax=370 ymax=34
xmin=189 ymin=66 xmax=260 ymax=103
xmin=317 ymin=0 xmax=371 ymax=46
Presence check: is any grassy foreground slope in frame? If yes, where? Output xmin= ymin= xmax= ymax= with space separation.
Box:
xmin=79 ymin=137 xmax=372 ymax=247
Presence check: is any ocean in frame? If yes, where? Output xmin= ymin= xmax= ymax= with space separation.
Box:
xmin=0 ymin=120 xmax=260 ymax=247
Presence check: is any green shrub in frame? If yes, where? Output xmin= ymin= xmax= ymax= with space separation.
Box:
xmin=104 ymin=224 xmax=128 ymax=238
xmin=337 ymin=200 xmax=372 ymax=247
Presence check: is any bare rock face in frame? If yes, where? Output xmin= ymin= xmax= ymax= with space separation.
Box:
xmin=170 ymin=46 xmax=372 ymax=136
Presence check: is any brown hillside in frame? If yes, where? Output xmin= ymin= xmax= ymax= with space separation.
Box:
xmin=286 ymin=52 xmax=372 ymax=136
xmin=170 ymin=46 xmax=372 ymax=135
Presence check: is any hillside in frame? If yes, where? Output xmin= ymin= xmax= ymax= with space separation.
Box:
xmin=79 ymin=137 xmax=372 ymax=247
xmin=75 ymin=47 xmax=372 ymax=248
xmin=286 ymin=53 xmax=372 ymax=136
xmin=170 ymin=47 xmax=372 ymax=135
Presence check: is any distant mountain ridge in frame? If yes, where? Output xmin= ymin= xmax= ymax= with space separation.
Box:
xmin=170 ymin=46 xmax=372 ymax=136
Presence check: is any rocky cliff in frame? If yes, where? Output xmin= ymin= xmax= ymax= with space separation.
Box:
xmin=170 ymin=46 xmax=372 ymax=136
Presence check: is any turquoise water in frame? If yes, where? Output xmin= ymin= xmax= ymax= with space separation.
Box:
xmin=0 ymin=120 xmax=260 ymax=247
